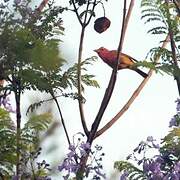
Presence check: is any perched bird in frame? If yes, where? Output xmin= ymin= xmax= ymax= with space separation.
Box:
xmin=94 ymin=47 xmax=148 ymax=78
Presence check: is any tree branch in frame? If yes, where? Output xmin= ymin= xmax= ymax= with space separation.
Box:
xmin=77 ymin=26 xmax=89 ymax=136
xmin=50 ymin=92 xmax=71 ymax=145
xmin=13 ymin=77 xmax=22 ymax=178
xmin=71 ymin=0 xmax=83 ymax=26
xmin=165 ymin=0 xmax=180 ymax=95
xmin=75 ymin=1 xmax=99 ymax=137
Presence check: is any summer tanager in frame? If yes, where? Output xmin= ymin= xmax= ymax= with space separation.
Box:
xmin=94 ymin=47 xmax=148 ymax=78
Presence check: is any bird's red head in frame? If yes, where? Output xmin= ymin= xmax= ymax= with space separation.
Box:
xmin=94 ymin=47 xmax=108 ymax=54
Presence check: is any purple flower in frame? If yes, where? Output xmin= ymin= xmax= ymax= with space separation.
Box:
xmin=143 ymin=161 xmax=150 ymax=173
xmin=149 ymin=161 xmax=161 ymax=173
xmin=94 ymin=168 xmax=106 ymax=179
xmin=120 ymin=171 xmax=128 ymax=180
xmin=80 ymin=142 xmax=91 ymax=151
xmin=169 ymin=116 xmax=177 ymax=127
xmin=152 ymin=142 xmax=160 ymax=149
xmin=59 ymin=134 xmax=105 ymax=179
xmin=69 ymin=144 xmax=76 ymax=151
xmin=169 ymin=173 xmax=180 ymax=180
xmin=147 ymin=136 xmax=154 ymax=142
xmin=14 ymin=0 xmax=21 ymax=5
xmin=155 ymin=156 xmax=164 ymax=164
xmin=58 ymin=158 xmax=79 ymax=173
xmin=80 ymin=142 xmax=91 ymax=156
xmin=174 ymin=161 xmax=180 ymax=172
xmin=175 ymin=98 xmax=180 ymax=112
xmin=12 ymin=176 xmax=18 ymax=180
xmin=67 ymin=151 xmax=75 ymax=159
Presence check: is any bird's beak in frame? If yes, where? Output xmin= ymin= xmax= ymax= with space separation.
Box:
xmin=94 ymin=49 xmax=98 ymax=53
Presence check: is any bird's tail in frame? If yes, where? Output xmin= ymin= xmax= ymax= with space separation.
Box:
xmin=135 ymin=69 xmax=148 ymax=78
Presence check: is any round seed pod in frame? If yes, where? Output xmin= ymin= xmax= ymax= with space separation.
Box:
xmin=94 ymin=17 xmax=111 ymax=33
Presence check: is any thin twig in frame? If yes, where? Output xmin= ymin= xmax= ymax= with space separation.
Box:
xmin=71 ymin=0 xmax=83 ymax=25
xmin=77 ymin=27 xmax=89 ymax=136
xmin=50 ymin=92 xmax=71 ymax=145
xmin=76 ymin=0 xmax=98 ymax=136
xmin=95 ymin=35 xmax=170 ymax=138
xmin=75 ymin=1 xmax=98 ymax=136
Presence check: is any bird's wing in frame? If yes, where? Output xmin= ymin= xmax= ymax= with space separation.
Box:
xmin=106 ymin=50 xmax=118 ymax=61
xmin=121 ymin=52 xmax=138 ymax=62
xmin=108 ymin=51 xmax=138 ymax=62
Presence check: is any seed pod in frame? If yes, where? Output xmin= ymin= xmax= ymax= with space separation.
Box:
xmin=94 ymin=17 xmax=111 ymax=33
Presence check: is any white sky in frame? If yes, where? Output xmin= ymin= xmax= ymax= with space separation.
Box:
xmin=21 ymin=0 xmax=179 ymax=179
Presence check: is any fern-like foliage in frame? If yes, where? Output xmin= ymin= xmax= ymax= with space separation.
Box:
xmin=141 ymin=0 xmax=169 ymax=35
xmin=162 ymin=126 xmax=180 ymax=161
xmin=141 ymin=0 xmax=180 ymax=76
xmin=0 ymin=108 xmax=16 ymax=175
xmin=22 ymin=112 xmax=53 ymax=149
xmin=0 ymin=107 xmax=53 ymax=177
xmin=141 ymin=0 xmax=180 ymax=43
xmin=114 ymin=161 xmax=146 ymax=180
xmin=61 ymin=56 xmax=100 ymax=91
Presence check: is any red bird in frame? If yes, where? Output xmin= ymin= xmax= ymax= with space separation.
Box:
xmin=94 ymin=47 xmax=148 ymax=78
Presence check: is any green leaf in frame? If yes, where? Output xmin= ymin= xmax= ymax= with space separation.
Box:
xmin=0 ymin=108 xmax=12 ymax=129
xmin=114 ymin=161 xmax=146 ymax=180
xmin=23 ymin=112 xmax=53 ymax=132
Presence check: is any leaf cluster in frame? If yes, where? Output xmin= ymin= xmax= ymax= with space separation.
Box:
xmin=0 ymin=108 xmax=16 ymax=175
xmin=140 ymin=0 xmax=180 ymax=76
xmin=0 ymin=108 xmax=53 ymax=177
xmin=141 ymin=0 xmax=180 ymax=35
xmin=114 ymin=161 xmax=146 ymax=180
xmin=61 ymin=56 xmax=99 ymax=91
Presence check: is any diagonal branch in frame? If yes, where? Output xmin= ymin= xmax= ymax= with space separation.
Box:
xmin=95 ymin=35 xmax=170 ymax=139
xmin=36 ymin=0 xmax=49 ymax=12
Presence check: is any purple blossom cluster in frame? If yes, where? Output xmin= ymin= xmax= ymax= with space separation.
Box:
xmin=120 ymin=99 xmax=180 ymax=180
xmin=58 ymin=133 xmax=105 ymax=179
xmin=142 ymin=157 xmax=180 ymax=179
xmin=169 ymin=98 xmax=180 ymax=128
xmin=121 ymin=140 xmax=180 ymax=179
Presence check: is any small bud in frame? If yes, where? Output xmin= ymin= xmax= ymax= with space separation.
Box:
xmin=94 ymin=17 xmax=111 ymax=33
